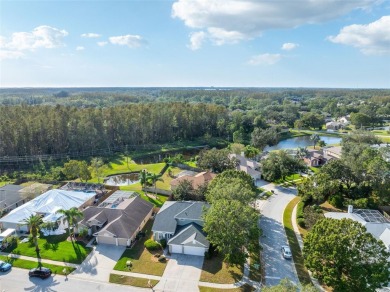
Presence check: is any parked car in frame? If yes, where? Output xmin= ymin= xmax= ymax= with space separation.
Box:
xmin=281 ymin=245 xmax=292 ymax=259
xmin=0 ymin=260 xmax=12 ymax=272
xmin=28 ymin=267 xmax=52 ymax=279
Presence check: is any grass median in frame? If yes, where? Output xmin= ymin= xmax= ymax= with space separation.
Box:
xmin=283 ymin=197 xmax=312 ymax=285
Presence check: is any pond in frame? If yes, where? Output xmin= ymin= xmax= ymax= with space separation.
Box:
xmin=104 ymin=172 xmax=139 ymax=186
xmin=264 ymin=135 xmax=342 ymax=151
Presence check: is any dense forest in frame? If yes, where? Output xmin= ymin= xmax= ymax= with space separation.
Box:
xmin=0 ymin=87 xmax=389 ymax=160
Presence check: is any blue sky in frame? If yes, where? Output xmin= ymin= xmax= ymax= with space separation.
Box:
xmin=0 ymin=0 xmax=389 ymax=88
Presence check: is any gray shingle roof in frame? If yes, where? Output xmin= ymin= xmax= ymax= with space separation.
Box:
xmin=80 ymin=196 xmax=153 ymax=239
xmin=168 ymin=223 xmax=209 ymax=248
xmin=152 ymin=201 xmax=209 ymax=233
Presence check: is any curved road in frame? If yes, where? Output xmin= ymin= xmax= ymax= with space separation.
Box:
xmin=256 ymin=180 xmax=299 ymax=287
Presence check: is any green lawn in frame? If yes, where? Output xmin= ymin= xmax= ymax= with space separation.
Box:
xmin=200 ymin=254 xmax=243 ymax=284
xmin=114 ymin=220 xmax=167 ymax=276
xmin=155 ymin=166 xmax=182 ymax=190
xmin=109 ymin=274 xmax=159 ymax=288
xmin=309 ymin=167 xmax=320 ymax=174
xmin=0 ymin=255 xmax=75 ymax=275
xmin=6 ymin=234 xmax=91 ymax=264
xmin=274 ymin=173 xmax=302 ymax=184
xmin=283 ymin=197 xmax=312 ymax=285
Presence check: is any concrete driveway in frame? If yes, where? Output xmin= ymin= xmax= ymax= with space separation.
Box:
xmin=71 ymin=244 xmax=126 ymax=282
xmin=154 ymin=254 xmax=204 ymax=292
xmin=257 ymin=181 xmax=299 ymax=287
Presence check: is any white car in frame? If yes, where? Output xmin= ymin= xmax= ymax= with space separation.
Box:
xmin=281 ymin=245 xmax=292 ymax=259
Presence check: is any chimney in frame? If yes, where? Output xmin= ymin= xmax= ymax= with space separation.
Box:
xmin=348 ymin=205 xmax=353 ymax=213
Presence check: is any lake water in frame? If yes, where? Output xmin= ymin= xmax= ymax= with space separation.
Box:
xmin=104 ymin=172 xmax=139 ymax=186
xmin=264 ymin=135 xmax=342 ymax=151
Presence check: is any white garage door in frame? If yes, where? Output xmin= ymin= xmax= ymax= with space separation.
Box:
xmin=183 ymin=246 xmax=205 ymax=256
xmin=170 ymin=244 xmax=183 ymax=254
xmin=97 ymin=236 xmax=116 ymax=245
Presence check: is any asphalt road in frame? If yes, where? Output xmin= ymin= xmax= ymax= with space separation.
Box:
xmin=0 ymin=267 xmax=148 ymax=292
xmin=257 ymin=180 xmax=299 ymax=287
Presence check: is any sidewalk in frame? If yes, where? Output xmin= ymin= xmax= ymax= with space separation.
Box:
xmin=110 ymin=270 xmax=162 ymax=281
xmin=0 ymin=251 xmax=79 ymax=268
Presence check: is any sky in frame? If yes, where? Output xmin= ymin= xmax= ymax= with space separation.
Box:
xmin=0 ymin=0 xmax=389 ymax=88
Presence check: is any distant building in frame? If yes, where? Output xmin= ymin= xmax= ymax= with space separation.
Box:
xmin=170 ymin=171 xmax=216 ymax=190
xmin=337 ymin=116 xmax=350 ymax=125
xmin=229 ymin=153 xmax=261 ymax=180
xmin=326 ymin=121 xmax=344 ymax=131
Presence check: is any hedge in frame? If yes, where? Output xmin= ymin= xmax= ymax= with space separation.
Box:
xmin=144 ymin=239 xmax=161 ymax=251
xmin=297 ymin=201 xmax=305 ymax=219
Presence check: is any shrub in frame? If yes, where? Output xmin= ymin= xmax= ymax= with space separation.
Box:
xmin=297 ymin=218 xmax=306 ymax=228
xmin=297 ymin=201 xmax=305 ymax=219
xmin=144 ymin=239 xmax=161 ymax=251
xmin=160 ymin=238 xmax=167 ymax=249
xmin=329 ymin=194 xmax=344 ymax=209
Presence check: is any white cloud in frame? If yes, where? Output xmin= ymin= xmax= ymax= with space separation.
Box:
xmin=76 ymin=46 xmax=85 ymax=51
xmin=328 ymin=15 xmax=390 ymax=55
xmin=109 ymin=34 xmax=147 ymax=48
xmin=188 ymin=31 xmax=206 ymax=50
xmin=248 ymin=53 xmax=282 ymax=65
xmin=0 ymin=50 xmax=24 ymax=60
xmin=81 ymin=33 xmax=101 ymax=38
xmin=172 ymin=0 xmax=377 ymax=46
xmin=0 ymin=25 xmax=68 ymax=51
xmin=97 ymin=41 xmax=108 ymax=47
xmin=282 ymin=43 xmax=299 ymax=51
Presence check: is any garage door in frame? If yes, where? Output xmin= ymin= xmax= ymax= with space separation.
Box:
xmin=183 ymin=246 xmax=205 ymax=256
xmin=97 ymin=236 xmax=116 ymax=245
xmin=170 ymin=244 xmax=183 ymax=254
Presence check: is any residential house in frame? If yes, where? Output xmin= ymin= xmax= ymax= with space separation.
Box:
xmin=326 ymin=121 xmax=344 ymax=131
xmin=303 ymin=146 xmax=342 ymax=167
xmin=338 ymin=116 xmax=351 ymax=125
xmin=78 ymin=191 xmax=153 ymax=246
xmin=325 ymin=206 xmax=390 ymax=251
xmin=229 ymin=153 xmax=261 ymax=180
xmin=0 ymin=189 xmax=96 ymax=232
xmin=152 ymin=201 xmax=210 ymax=256
xmin=170 ymin=171 xmax=216 ymax=191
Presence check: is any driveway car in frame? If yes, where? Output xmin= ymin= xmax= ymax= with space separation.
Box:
xmin=0 ymin=260 xmax=12 ymax=272
xmin=281 ymin=245 xmax=292 ymax=259
xmin=28 ymin=267 xmax=52 ymax=279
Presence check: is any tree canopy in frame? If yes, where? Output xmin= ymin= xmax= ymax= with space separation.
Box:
xmin=196 ymin=148 xmax=236 ymax=173
xmin=304 ymin=218 xmax=390 ymax=292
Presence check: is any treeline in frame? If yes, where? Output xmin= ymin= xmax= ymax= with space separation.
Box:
xmin=0 ymin=103 xmax=229 ymax=157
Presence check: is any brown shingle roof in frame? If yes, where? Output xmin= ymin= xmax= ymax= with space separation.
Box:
xmin=170 ymin=171 xmax=216 ymax=189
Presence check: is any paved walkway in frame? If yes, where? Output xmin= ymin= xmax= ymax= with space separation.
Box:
xmin=154 ymin=254 xmax=204 ymax=292
xmin=111 ymin=270 xmax=162 ymax=281
xmin=0 ymin=251 xmax=79 ymax=268
xmin=71 ymin=244 xmax=125 ymax=282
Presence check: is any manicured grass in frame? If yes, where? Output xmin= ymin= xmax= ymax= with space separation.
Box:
xmin=155 ymin=166 xmax=182 ymax=190
xmin=274 ymin=173 xmax=302 ymax=184
xmin=200 ymin=254 xmax=243 ymax=284
xmin=119 ymin=183 xmax=168 ymax=207
xmin=283 ymin=197 xmax=312 ymax=285
xmin=109 ymin=274 xmax=158 ymax=288
xmin=114 ymin=220 xmax=167 ymax=276
xmin=0 ymin=255 xmax=75 ymax=275
xmin=199 ymin=284 xmax=255 ymax=292
xmin=380 ymin=136 xmax=390 ymax=143
xmin=6 ymin=234 xmax=91 ymax=264
xmin=309 ymin=167 xmax=320 ymax=174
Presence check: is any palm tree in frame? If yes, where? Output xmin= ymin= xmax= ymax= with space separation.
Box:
xmin=22 ymin=214 xmax=43 ymax=254
xmin=148 ymin=173 xmax=164 ymax=196
xmin=56 ymin=207 xmax=84 ymax=239
xmin=310 ymin=134 xmax=320 ymax=149
xmin=296 ymin=147 xmax=309 ymax=160
xmin=139 ymin=169 xmax=149 ymax=188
